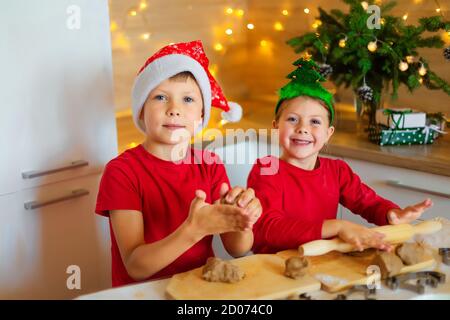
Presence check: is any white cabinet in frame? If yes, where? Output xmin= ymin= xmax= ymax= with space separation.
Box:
xmin=340 ymin=158 xmax=450 ymax=227
xmin=0 ymin=0 xmax=117 ymax=196
xmin=0 ymin=174 xmax=110 ymax=299
xmin=0 ymin=0 xmax=117 ymax=299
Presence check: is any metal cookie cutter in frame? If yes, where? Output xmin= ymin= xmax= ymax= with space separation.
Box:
xmin=386 ymin=271 xmax=446 ymax=294
xmin=334 ymin=285 xmax=377 ymax=300
xmin=439 ymin=248 xmax=450 ymax=266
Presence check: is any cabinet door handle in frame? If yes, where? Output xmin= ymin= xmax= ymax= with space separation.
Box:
xmin=22 ymin=160 xmax=89 ymax=179
xmin=386 ymin=180 xmax=450 ymax=199
xmin=24 ymin=189 xmax=90 ymax=210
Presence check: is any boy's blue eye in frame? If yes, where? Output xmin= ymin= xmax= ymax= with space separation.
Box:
xmin=154 ymin=94 xmax=167 ymax=101
xmin=184 ymin=96 xmax=194 ymax=103
xmin=287 ymin=116 xmax=297 ymax=122
xmin=311 ymin=119 xmax=322 ymax=125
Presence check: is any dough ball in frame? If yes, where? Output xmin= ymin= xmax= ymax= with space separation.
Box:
xmin=370 ymin=251 xmax=404 ymax=279
xmin=396 ymin=243 xmax=430 ymax=266
xmin=202 ymin=257 xmax=245 ymax=283
xmin=284 ymin=256 xmax=309 ymax=279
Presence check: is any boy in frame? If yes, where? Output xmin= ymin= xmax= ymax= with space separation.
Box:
xmin=248 ymin=58 xmax=432 ymax=254
xmin=96 ymin=41 xmax=261 ymax=287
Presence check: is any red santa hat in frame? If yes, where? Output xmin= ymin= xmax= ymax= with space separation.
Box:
xmin=132 ymin=40 xmax=242 ymax=133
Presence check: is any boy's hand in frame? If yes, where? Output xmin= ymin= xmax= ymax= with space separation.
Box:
xmin=338 ymin=220 xmax=392 ymax=252
xmin=187 ymin=189 xmax=251 ymax=238
xmin=387 ymin=198 xmax=433 ymax=225
xmin=217 ymin=183 xmax=262 ymax=227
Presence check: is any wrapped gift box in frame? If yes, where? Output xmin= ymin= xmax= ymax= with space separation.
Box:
xmin=376 ymin=108 xmax=427 ymax=129
xmin=368 ymin=126 xmax=437 ymax=146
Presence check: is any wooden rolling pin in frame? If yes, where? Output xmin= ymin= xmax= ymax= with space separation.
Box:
xmin=298 ymin=220 xmax=442 ymax=257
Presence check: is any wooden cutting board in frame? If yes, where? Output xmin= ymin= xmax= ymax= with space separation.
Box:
xmin=166 ymin=254 xmax=321 ymax=300
xmin=277 ymin=249 xmax=436 ymax=293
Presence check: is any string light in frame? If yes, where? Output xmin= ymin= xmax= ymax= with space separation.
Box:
xmin=402 ymin=13 xmax=408 ymax=21
xmin=225 ymin=28 xmax=233 ymax=35
xmin=214 ymin=43 xmax=223 ymax=51
xmin=418 ymin=63 xmax=427 ymax=76
xmin=399 ymin=61 xmax=409 ymax=71
xmin=274 ymin=22 xmax=284 ymax=31
xmin=367 ymin=40 xmax=378 ymax=52
xmin=129 ymin=9 xmax=137 ymax=16
xmin=260 ymin=40 xmax=268 ymax=47
xmin=312 ymin=20 xmax=322 ymax=29
xmin=304 ymin=8 xmax=310 ymax=14
xmin=236 ymin=9 xmax=244 ymax=16
xmin=361 ymin=1 xmax=369 ymax=10
xmin=339 ymin=36 xmax=347 ymax=48
xmin=282 ymin=9 xmax=289 ymax=16
xmin=225 ymin=7 xmax=233 ymax=15
xmin=436 ymin=8 xmax=441 ymax=13
xmin=419 ymin=77 xmax=424 ymax=84
xmin=247 ymin=23 xmax=255 ymax=30
xmin=406 ymin=55 xmax=415 ymax=63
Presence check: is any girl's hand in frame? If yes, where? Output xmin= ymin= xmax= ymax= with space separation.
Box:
xmin=387 ymin=199 xmax=433 ymax=225
xmin=217 ymin=183 xmax=262 ymax=227
xmin=338 ymin=220 xmax=392 ymax=252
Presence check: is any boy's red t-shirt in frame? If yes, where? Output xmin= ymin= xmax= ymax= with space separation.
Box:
xmin=247 ymin=156 xmax=400 ymax=254
xmin=95 ymin=144 xmax=230 ymax=287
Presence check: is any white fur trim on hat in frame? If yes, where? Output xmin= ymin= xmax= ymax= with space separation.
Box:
xmin=131 ymin=54 xmax=212 ymax=133
xmin=221 ymin=101 xmax=242 ymax=122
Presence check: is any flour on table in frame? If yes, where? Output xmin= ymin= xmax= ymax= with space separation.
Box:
xmin=314 ymin=274 xmax=348 ymax=287
xmin=414 ymin=217 xmax=450 ymax=249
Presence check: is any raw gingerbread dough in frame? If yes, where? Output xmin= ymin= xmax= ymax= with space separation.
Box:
xmin=396 ymin=243 xmax=430 ymax=266
xmin=370 ymin=251 xmax=404 ymax=279
xmin=284 ymin=256 xmax=309 ymax=279
xmin=201 ymin=257 xmax=245 ymax=283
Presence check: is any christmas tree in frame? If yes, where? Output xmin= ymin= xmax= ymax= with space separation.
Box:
xmin=277 ymin=58 xmax=335 ymax=122
xmin=287 ymin=0 xmax=450 ymax=122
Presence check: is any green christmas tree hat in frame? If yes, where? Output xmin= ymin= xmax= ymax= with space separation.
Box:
xmin=276 ymin=57 xmax=335 ymax=123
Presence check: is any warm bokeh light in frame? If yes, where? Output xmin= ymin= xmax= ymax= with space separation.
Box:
xmin=247 ymin=23 xmax=255 ymax=30
xmin=139 ymin=1 xmax=147 ymax=10
xmin=110 ymin=21 xmax=118 ymax=32
xmin=140 ymin=33 xmax=151 ymax=40
xmin=274 ymin=22 xmax=284 ymax=31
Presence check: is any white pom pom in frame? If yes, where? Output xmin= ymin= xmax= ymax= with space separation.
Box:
xmin=221 ymin=101 xmax=242 ymax=122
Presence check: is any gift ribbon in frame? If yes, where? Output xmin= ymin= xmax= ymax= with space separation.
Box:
xmin=422 ymin=124 xmax=448 ymax=142
xmin=383 ymin=109 xmax=413 ymax=129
